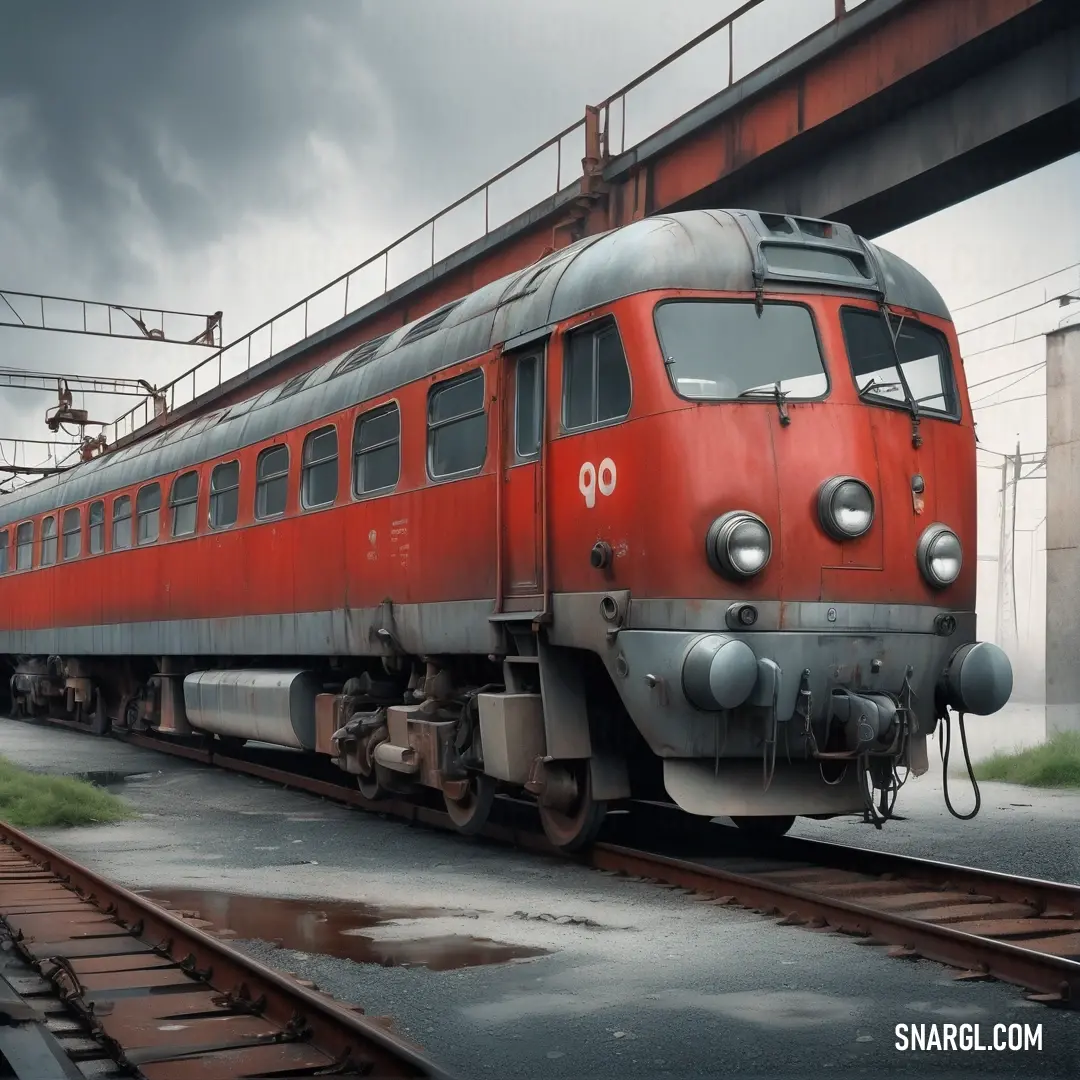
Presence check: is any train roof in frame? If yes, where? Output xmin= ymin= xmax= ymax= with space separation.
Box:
xmin=0 ymin=208 xmax=949 ymax=527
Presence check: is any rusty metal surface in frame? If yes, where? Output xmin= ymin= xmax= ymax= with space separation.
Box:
xmin=96 ymin=0 xmax=1065 ymax=449
xmin=588 ymin=844 xmax=1080 ymax=1007
xmin=0 ymin=923 xmax=95 ymax=1079
xmin=0 ymin=821 xmax=454 ymax=1079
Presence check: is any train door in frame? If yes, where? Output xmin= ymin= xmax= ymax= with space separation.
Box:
xmin=499 ymin=345 xmax=546 ymax=610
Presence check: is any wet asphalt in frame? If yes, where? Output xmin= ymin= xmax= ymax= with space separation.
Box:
xmin=0 ymin=718 xmax=1076 ymax=1080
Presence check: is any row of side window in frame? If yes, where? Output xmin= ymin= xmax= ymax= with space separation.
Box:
xmin=0 ymin=318 xmax=632 ymax=574
xmin=0 ymin=396 xmax=412 ymax=571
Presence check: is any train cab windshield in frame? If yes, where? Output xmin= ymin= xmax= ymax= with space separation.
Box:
xmin=654 ymin=299 xmax=827 ymax=401
xmin=840 ymin=306 xmax=959 ymax=419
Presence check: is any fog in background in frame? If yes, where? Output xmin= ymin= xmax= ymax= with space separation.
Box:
xmin=1 ymin=0 xmax=1077 ymax=720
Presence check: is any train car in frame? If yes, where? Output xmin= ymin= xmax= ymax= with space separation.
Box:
xmin=0 ymin=209 xmax=1013 ymax=850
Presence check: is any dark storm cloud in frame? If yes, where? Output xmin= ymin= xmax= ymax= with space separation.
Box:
xmin=0 ymin=0 xmax=382 ymax=277
xmin=0 ymin=0 xmax=729 ymax=286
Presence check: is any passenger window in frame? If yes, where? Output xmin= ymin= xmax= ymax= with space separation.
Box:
xmin=0 ymin=530 xmax=8 ymax=574
xmin=137 ymin=484 xmax=161 ymax=544
xmin=88 ymin=500 xmax=105 ymax=554
xmin=353 ymin=404 xmax=400 ymax=496
xmin=428 ymin=369 xmax=487 ymax=478
xmin=256 ymin=445 xmax=289 ymax=519
xmin=41 ymin=516 xmax=58 ymax=566
xmin=514 ymin=353 xmax=543 ymax=460
xmin=563 ymin=321 xmax=631 ymax=430
xmin=15 ymin=522 xmax=33 ymax=570
xmin=170 ymin=471 xmax=199 ymax=537
xmin=112 ymin=496 xmax=132 ymax=550
xmin=62 ymin=508 xmax=81 ymax=560
xmin=210 ymin=461 xmax=240 ymax=529
xmin=302 ymin=426 xmax=338 ymax=509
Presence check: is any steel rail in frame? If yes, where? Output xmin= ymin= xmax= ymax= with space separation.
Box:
xmin=757 ymin=833 xmax=1080 ymax=916
xmin=14 ymin=718 xmax=1080 ymax=1010
xmin=0 ymin=817 xmax=454 ymax=1079
xmin=589 ymin=844 xmax=1080 ymax=1007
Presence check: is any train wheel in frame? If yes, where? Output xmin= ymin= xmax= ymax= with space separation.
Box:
xmin=443 ymin=774 xmax=496 ymax=836
xmin=730 ymin=814 xmax=795 ymax=839
xmin=357 ymin=770 xmax=388 ymax=801
xmin=538 ymin=764 xmax=608 ymax=853
xmin=89 ymin=690 xmax=110 ymax=736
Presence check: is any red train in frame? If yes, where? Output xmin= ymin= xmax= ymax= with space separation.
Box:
xmin=0 ymin=209 xmax=1012 ymax=849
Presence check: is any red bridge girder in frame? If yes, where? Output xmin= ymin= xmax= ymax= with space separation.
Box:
xmin=113 ymin=0 xmax=1063 ymax=448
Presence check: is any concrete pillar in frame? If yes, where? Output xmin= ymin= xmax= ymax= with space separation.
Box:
xmin=1045 ymin=323 xmax=1080 ymax=736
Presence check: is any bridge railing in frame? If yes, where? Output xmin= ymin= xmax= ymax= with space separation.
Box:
xmin=108 ymin=0 xmax=865 ymax=448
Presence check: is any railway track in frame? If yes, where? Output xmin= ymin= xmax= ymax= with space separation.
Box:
xmin=10 ymin=717 xmax=1080 ymax=1015
xmin=0 ymin=816 xmax=453 ymax=1080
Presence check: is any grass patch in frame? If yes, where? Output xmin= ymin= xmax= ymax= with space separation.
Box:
xmin=973 ymin=732 xmax=1080 ymax=789
xmin=0 ymin=756 xmax=137 ymax=827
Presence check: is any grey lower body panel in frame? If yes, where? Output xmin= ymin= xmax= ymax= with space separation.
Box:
xmin=663 ymin=759 xmax=865 ymax=818
xmin=0 ymin=595 xmax=969 ymax=659
xmin=609 ymin=625 xmax=954 ymax=758
xmin=0 ymin=599 xmax=501 ymax=657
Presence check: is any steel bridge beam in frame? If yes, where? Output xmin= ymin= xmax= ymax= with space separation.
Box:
xmin=110 ymin=0 xmax=1077 ymax=451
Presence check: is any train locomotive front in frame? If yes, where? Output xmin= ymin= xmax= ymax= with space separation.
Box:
xmin=0 ymin=208 xmax=1013 ymax=851
xmin=551 ymin=209 xmax=1014 ymax=839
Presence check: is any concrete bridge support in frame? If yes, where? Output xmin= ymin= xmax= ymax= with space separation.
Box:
xmin=1045 ymin=323 xmax=1080 ymax=736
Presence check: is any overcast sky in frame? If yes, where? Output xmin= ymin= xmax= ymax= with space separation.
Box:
xmin=2 ymin=0 xmax=1077 ymax=671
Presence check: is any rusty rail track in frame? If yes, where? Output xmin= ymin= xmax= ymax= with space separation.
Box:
xmin=129 ymin=729 xmax=1080 ymax=1008
xmin=0 ymin=817 xmax=453 ymax=1079
xmin=11 ymin=717 xmax=1080 ymax=1013
xmin=592 ymin=843 xmax=1080 ymax=1007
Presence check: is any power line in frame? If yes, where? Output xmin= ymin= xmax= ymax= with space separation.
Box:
xmin=950 ymin=261 xmax=1080 ymax=313
xmin=969 ymin=363 xmax=1045 ymax=407
xmin=972 ymin=390 xmax=1045 ymax=411
xmin=957 ymin=290 xmax=1079 ymax=338
xmin=962 ymin=329 xmax=1051 ymax=359
xmin=966 ymin=359 xmax=1046 ymax=391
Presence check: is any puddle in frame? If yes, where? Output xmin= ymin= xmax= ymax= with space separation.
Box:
xmin=71 ymin=770 xmax=156 ymax=787
xmin=140 ymin=889 xmax=549 ymax=971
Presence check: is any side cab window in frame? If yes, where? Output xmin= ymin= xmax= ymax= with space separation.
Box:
xmin=562 ymin=318 xmax=631 ymax=431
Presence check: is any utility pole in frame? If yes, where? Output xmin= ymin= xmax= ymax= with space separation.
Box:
xmin=995 ymin=450 xmax=1013 ymax=652
xmin=992 ymin=442 xmax=1045 ymax=657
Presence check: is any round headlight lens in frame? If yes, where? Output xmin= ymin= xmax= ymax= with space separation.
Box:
xmin=706 ymin=511 xmax=772 ymax=580
xmin=728 ymin=518 xmax=770 ymax=574
xmin=917 ymin=523 xmax=963 ymax=587
xmin=817 ymin=476 xmax=874 ymax=539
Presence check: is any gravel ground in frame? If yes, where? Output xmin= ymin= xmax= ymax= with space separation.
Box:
xmin=0 ymin=718 xmax=1076 ymax=1080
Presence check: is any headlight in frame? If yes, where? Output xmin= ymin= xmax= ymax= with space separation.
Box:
xmin=917 ymin=523 xmax=963 ymax=587
xmin=706 ymin=511 xmax=772 ymax=580
xmin=817 ymin=476 xmax=874 ymax=540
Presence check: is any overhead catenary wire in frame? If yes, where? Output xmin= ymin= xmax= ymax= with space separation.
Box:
xmin=966 ymin=359 xmax=1046 ymax=391
xmin=950 ymin=260 xmax=1080 ymax=313
xmin=969 ymin=363 xmax=1046 ymax=407
xmin=972 ymin=391 xmax=1045 ymax=411
xmin=956 ymin=289 xmax=1080 ymax=338
xmin=962 ymin=329 xmax=1054 ymax=359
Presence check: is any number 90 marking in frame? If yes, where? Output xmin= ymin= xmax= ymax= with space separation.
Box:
xmin=579 ymin=458 xmax=617 ymax=508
